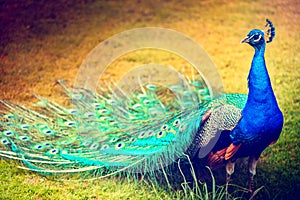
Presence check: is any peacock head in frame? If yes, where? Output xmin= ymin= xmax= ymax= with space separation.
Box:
xmin=241 ymin=29 xmax=265 ymax=47
xmin=241 ymin=19 xmax=275 ymax=48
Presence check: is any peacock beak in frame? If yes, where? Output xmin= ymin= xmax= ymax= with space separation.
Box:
xmin=241 ymin=36 xmax=250 ymax=44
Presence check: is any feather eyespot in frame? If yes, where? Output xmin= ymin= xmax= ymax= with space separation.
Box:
xmin=146 ymin=84 xmax=157 ymax=91
xmin=147 ymin=131 xmax=154 ymax=137
xmin=99 ymin=109 xmax=110 ymax=115
xmin=19 ymin=136 xmax=30 ymax=141
xmin=3 ymin=114 xmax=14 ymax=119
xmin=44 ymin=143 xmax=51 ymax=147
xmin=109 ymin=136 xmax=119 ymax=143
xmin=143 ymin=99 xmax=151 ymax=105
xmin=34 ymin=144 xmax=44 ymax=149
xmin=93 ymin=103 xmax=102 ymax=110
xmin=90 ymin=143 xmax=99 ymax=149
xmin=85 ymin=112 xmax=96 ymax=118
xmin=1 ymin=138 xmax=9 ymax=144
xmin=5 ymin=123 xmax=13 ymax=127
xmin=101 ymin=144 xmax=109 ymax=150
xmin=48 ymin=149 xmax=59 ymax=155
xmin=157 ymin=131 xmax=166 ymax=138
xmin=161 ymin=125 xmax=168 ymax=130
xmin=68 ymin=109 xmax=79 ymax=115
xmin=107 ymin=99 xmax=117 ymax=105
xmin=191 ymin=81 xmax=202 ymax=87
xmin=132 ymin=104 xmax=142 ymax=110
xmin=173 ymin=119 xmax=180 ymax=127
xmin=82 ymin=141 xmax=91 ymax=147
xmin=197 ymin=88 xmax=208 ymax=95
xmin=179 ymin=124 xmax=187 ymax=132
xmin=3 ymin=130 xmax=14 ymax=136
xmin=20 ymin=124 xmax=30 ymax=130
xmin=137 ymin=94 xmax=147 ymax=100
xmin=138 ymin=132 xmax=146 ymax=138
xmin=65 ymin=121 xmax=76 ymax=127
xmin=115 ymin=142 xmax=125 ymax=150
xmin=42 ymin=129 xmax=54 ymax=135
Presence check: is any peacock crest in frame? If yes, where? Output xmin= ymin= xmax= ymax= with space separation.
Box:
xmin=264 ymin=18 xmax=276 ymax=43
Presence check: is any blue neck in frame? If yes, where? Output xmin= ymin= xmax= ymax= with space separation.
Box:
xmin=231 ymin=40 xmax=283 ymax=147
xmin=243 ymin=44 xmax=279 ymax=114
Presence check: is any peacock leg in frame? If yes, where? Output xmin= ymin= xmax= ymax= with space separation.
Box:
xmin=248 ymin=156 xmax=258 ymax=197
xmin=225 ymin=160 xmax=235 ymax=198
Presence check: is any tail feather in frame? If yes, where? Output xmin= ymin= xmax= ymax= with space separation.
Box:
xmin=1 ymin=75 xmax=221 ymax=178
xmin=0 ymin=70 xmax=248 ymax=178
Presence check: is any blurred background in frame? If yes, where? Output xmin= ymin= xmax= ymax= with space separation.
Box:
xmin=0 ymin=0 xmax=299 ymax=199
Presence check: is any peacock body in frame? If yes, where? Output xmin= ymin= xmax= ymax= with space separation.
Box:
xmin=231 ymin=28 xmax=283 ymax=158
xmin=0 ymin=19 xmax=282 ymax=194
xmin=199 ymin=19 xmax=283 ymax=195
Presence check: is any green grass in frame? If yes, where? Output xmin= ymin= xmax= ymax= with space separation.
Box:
xmin=0 ymin=158 xmax=257 ymax=200
xmin=0 ymin=0 xmax=299 ymax=199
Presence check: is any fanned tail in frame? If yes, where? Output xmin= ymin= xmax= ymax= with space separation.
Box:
xmin=1 ymin=72 xmax=236 ymax=178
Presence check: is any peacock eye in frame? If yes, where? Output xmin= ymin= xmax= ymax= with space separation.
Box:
xmin=253 ymin=34 xmax=260 ymax=41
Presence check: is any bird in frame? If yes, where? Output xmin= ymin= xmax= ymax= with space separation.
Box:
xmin=195 ymin=18 xmax=283 ymax=196
xmin=0 ymin=19 xmax=282 ymax=195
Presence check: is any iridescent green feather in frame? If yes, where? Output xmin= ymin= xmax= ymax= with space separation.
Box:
xmin=0 ymin=74 xmax=247 ymax=178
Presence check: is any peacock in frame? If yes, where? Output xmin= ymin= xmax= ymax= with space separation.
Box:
xmin=0 ymin=19 xmax=282 ymax=195
xmin=197 ymin=19 xmax=284 ymax=196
